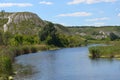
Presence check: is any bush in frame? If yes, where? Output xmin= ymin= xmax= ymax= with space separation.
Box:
xmin=0 ymin=54 xmax=12 ymax=78
xmin=30 ymin=46 xmax=37 ymax=53
xmin=89 ymin=47 xmax=100 ymax=58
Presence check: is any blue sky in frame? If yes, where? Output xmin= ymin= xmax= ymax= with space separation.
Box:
xmin=0 ymin=0 xmax=120 ymax=26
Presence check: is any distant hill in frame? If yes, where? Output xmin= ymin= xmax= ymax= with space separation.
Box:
xmin=0 ymin=11 xmax=120 ymax=40
xmin=68 ymin=26 xmax=120 ymax=40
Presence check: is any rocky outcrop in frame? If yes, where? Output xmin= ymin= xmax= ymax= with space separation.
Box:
xmin=3 ymin=12 xmax=45 ymax=25
xmin=10 ymin=12 xmax=45 ymax=26
xmin=3 ymin=13 xmax=16 ymax=32
xmin=2 ymin=12 xmax=46 ymax=34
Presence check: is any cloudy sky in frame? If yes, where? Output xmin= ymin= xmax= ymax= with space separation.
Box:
xmin=0 ymin=0 xmax=120 ymax=26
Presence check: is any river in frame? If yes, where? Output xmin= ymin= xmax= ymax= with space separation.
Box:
xmin=15 ymin=45 xmax=120 ymax=80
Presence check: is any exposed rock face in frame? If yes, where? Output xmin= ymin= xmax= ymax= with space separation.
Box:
xmin=3 ymin=13 xmax=16 ymax=32
xmin=2 ymin=12 xmax=46 ymax=34
xmin=4 ymin=12 xmax=45 ymax=25
xmin=10 ymin=12 xmax=45 ymax=26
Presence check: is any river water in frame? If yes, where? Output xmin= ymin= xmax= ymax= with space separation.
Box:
xmin=15 ymin=45 xmax=120 ymax=80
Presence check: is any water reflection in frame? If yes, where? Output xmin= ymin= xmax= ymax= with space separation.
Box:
xmin=16 ymin=47 xmax=120 ymax=80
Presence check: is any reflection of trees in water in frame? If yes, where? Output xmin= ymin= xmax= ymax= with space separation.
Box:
xmin=41 ymin=50 xmax=58 ymax=80
xmin=14 ymin=63 xmax=38 ymax=80
xmin=90 ymin=58 xmax=114 ymax=65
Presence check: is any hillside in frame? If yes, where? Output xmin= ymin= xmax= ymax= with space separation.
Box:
xmin=0 ymin=11 xmax=120 ymax=41
xmin=68 ymin=26 xmax=120 ymax=40
xmin=0 ymin=12 xmax=71 ymax=36
xmin=0 ymin=12 xmax=46 ymax=35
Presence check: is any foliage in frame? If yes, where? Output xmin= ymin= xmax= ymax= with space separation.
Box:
xmin=8 ymin=34 xmax=40 ymax=46
xmin=0 ymin=19 xmax=8 ymax=30
xmin=39 ymin=22 xmax=85 ymax=47
xmin=89 ymin=45 xmax=120 ymax=58
xmin=0 ymin=31 xmax=3 ymax=45
xmin=39 ymin=22 xmax=56 ymax=41
xmin=3 ymin=32 xmax=12 ymax=45
xmin=11 ymin=20 xmax=40 ymax=35
xmin=0 ymin=44 xmax=51 ymax=79
xmin=68 ymin=26 xmax=120 ymax=41
xmin=39 ymin=22 xmax=63 ymax=46
xmin=89 ymin=47 xmax=101 ymax=58
xmin=0 ymin=54 xmax=12 ymax=79
xmin=109 ymin=32 xmax=120 ymax=41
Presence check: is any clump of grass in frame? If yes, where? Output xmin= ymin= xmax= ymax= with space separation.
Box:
xmin=0 ymin=54 xmax=13 ymax=79
xmin=89 ymin=45 xmax=120 ymax=58
xmin=8 ymin=47 xmax=23 ymax=57
xmin=34 ymin=45 xmax=49 ymax=51
xmin=89 ymin=47 xmax=100 ymax=58
xmin=21 ymin=46 xmax=31 ymax=54
xmin=30 ymin=46 xmax=37 ymax=53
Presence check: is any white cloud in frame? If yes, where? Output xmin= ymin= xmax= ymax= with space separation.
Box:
xmin=39 ymin=1 xmax=53 ymax=5
xmin=0 ymin=3 xmax=33 ymax=7
xmin=86 ymin=17 xmax=109 ymax=21
xmin=87 ymin=22 xmax=105 ymax=26
xmin=57 ymin=12 xmax=92 ymax=17
xmin=94 ymin=22 xmax=105 ymax=26
xmin=67 ymin=0 xmax=116 ymax=5
xmin=118 ymin=13 xmax=120 ymax=16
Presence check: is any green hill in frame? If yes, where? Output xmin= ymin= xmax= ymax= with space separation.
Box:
xmin=68 ymin=26 xmax=120 ymax=40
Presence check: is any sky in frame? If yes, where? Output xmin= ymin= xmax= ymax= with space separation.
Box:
xmin=0 ymin=0 xmax=120 ymax=26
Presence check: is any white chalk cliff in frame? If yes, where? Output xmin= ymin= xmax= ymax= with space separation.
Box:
xmin=3 ymin=12 xmax=45 ymax=32
xmin=3 ymin=13 xmax=16 ymax=32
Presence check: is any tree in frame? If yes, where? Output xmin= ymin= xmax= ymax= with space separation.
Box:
xmin=39 ymin=22 xmax=64 ymax=46
xmin=0 ymin=10 xmax=5 ymax=19
xmin=109 ymin=32 xmax=119 ymax=41
xmin=39 ymin=22 xmax=56 ymax=41
xmin=14 ymin=34 xmax=23 ymax=45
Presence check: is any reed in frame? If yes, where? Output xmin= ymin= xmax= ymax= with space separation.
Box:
xmin=0 ymin=54 xmax=12 ymax=79
xmin=89 ymin=45 xmax=120 ymax=58
xmin=0 ymin=44 xmax=50 ymax=79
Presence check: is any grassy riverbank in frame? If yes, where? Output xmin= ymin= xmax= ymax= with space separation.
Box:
xmin=89 ymin=41 xmax=120 ymax=59
xmin=0 ymin=44 xmax=56 ymax=79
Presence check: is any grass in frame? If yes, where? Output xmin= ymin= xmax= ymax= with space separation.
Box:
xmin=0 ymin=44 xmax=51 ymax=79
xmin=0 ymin=54 xmax=12 ymax=79
xmin=0 ymin=39 xmax=120 ymax=79
xmin=89 ymin=45 xmax=120 ymax=58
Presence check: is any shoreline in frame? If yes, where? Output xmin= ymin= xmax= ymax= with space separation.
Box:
xmin=89 ymin=54 xmax=120 ymax=59
xmin=1 ymin=42 xmax=120 ymax=79
xmin=0 ymin=44 xmax=58 ymax=80
xmin=88 ymin=44 xmax=120 ymax=59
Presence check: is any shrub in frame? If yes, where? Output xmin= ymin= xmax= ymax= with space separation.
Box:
xmin=0 ymin=54 xmax=12 ymax=78
xmin=89 ymin=47 xmax=100 ymax=58
xmin=30 ymin=46 xmax=37 ymax=53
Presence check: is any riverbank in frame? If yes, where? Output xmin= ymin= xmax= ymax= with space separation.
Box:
xmin=0 ymin=44 xmax=58 ymax=80
xmin=88 ymin=41 xmax=120 ymax=59
xmin=1 ymin=41 xmax=120 ymax=79
xmin=15 ymin=45 xmax=120 ymax=80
